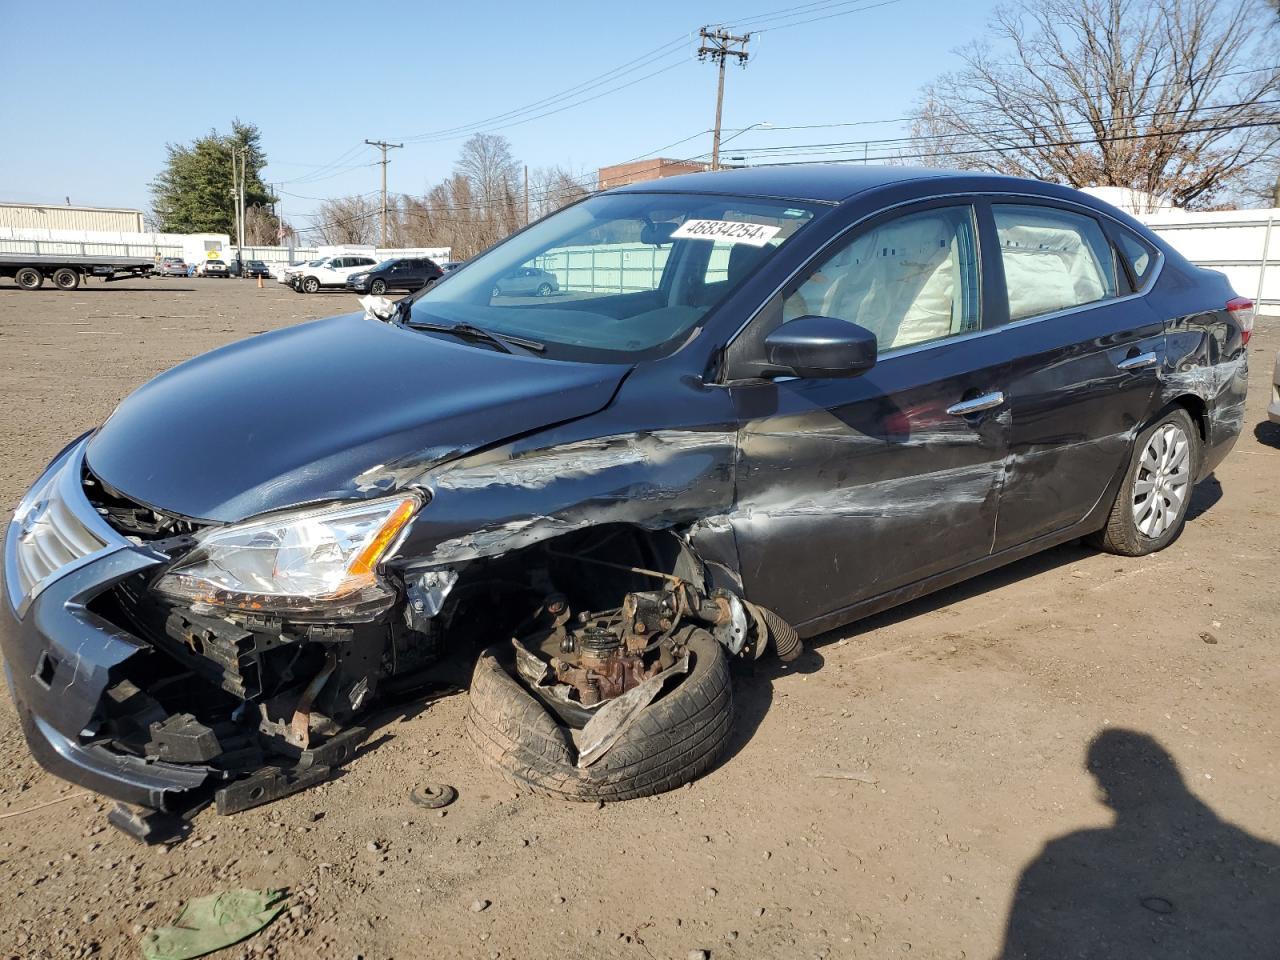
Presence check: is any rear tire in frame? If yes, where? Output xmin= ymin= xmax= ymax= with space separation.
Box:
xmin=467 ymin=629 xmax=733 ymax=802
xmin=51 ymin=267 xmax=80 ymax=290
xmin=1091 ymin=408 xmax=1198 ymax=556
xmin=536 ymin=282 xmax=553 ymax=297
xmin=15 ymin=267 xmax=43 ymax=290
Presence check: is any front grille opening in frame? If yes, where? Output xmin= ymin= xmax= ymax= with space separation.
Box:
xmin=81 ymin=465 xmax=206 ymax=540
xmin=88 ymin=586 xmax=252 ymax=758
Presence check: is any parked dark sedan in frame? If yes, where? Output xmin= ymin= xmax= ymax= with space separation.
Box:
xmin=346 ymin=257 xmax=443 ymax=295
xmin=0 ymin=166 xmax=1250 ymax=838
xmin=244 ymin=260 xmax=271 ymax=279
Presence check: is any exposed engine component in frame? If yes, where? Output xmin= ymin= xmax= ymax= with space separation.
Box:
xmin=509 ymin=570 xmax=789 ymax=717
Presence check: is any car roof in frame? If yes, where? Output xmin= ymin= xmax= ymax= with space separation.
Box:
xmin=608 ymin=163 xmax=1031 ymax=203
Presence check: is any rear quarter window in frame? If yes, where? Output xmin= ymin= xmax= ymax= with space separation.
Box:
xmin=1112 ymin=228 xmax=1158 ymax=288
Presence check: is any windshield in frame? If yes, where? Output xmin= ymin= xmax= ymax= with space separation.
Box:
xmin=407 ymin=191 xmax=819 ymax=361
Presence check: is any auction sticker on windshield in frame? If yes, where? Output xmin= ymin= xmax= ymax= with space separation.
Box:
xmin=671 ymin=219 xmax=783 ymax=246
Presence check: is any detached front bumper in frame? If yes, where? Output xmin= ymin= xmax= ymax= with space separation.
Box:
xmin=1 ymin=437 xmax=215 ymax=809
xmin=1 ymin=548 xmax=213 ymax=810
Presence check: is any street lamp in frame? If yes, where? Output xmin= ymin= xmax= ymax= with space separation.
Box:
xmin=715 ymin=122 xmax=771 ymax=167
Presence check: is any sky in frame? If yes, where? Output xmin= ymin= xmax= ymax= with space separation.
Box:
xmin=0 ymin=0 xmax=1000 ymax=235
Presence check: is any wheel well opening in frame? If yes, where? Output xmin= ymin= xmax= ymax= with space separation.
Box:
xmin=411 ymin=524 xmax=704 ymax=658
xmin=1170 ymin=394 xmax=1208 ymax=441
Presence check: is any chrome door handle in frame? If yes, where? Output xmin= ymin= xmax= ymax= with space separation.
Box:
xmin=946 ymin=391 xmax=1005 ymax=416
xmin=1116 ymin=351 xmax=1158 ymax=371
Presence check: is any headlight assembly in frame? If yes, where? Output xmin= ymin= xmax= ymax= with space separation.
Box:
xmin=154 ymin=494 xmax=419 ymax=620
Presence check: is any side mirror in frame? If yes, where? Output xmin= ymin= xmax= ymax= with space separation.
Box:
xmin=763 ymin=315 xmax=877 ymax=379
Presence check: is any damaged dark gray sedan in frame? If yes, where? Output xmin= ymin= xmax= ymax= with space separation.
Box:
xmin=1 ymin=166 xmax=1251 ymax=839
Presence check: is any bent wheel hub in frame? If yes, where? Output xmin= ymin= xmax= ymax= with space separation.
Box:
xmin=1131 ymin=422 xmax=1190 ymax=538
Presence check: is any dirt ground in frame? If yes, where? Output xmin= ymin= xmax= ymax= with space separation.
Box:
xmin=0 ymin=276 xmax=1277 ymax=960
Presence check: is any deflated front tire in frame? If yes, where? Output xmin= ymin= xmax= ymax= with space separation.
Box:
xmin=466 ymin=628 xmax=733 ymax=801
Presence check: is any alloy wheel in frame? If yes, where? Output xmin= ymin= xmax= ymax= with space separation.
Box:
xmin=1131 ymin=422 xmax=1190 ymax=538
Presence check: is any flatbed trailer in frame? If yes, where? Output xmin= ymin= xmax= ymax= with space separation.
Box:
xmin=0 ymin=253 xmax=154 ymax=290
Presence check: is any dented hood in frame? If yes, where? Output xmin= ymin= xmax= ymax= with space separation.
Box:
xmin=86 ymin=313 xmax=630 ymax=522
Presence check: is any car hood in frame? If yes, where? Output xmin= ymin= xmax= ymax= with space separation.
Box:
xmin=86 ymin=313 xmax=631 ymax=522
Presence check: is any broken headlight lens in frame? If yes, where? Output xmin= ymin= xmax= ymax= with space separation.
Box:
xmin=154 ymin=495 xmax=419 ymax=619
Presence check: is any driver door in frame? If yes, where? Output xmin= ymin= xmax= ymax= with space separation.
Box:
xmin=726 ymin=202 xmax=1014 ymax=630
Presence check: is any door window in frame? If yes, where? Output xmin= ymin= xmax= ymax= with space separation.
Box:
xmin=780 ymin=205 xmax=981 ymax=351
xmin=994 ymin=205 xmax=1118 ymax=321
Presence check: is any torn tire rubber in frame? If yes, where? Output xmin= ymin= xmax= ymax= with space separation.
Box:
xmin=467 ymin=628 xmax=732 ymax=801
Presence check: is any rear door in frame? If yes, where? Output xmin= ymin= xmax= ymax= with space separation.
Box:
xmin=987 ymin=200 xmax=1165 ymax=551
xmin=726 ymin=201 xmax=1016 ymax=628
xmin=401 ymin=259 xmax=425 ymax=288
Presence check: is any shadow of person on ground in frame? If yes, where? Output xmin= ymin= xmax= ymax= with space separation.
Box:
xmin=998 ymin=728 xmax=1280 ymax=960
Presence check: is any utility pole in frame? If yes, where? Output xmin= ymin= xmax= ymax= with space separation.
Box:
xmin=231 ymin=148 xmax=241 ymax=264
xmin=365 ymin=139 xmax=403 ymax=248
xmin=238 ymin=149 xmax=246 ymax=268
xmin=524 ymin=165 xmax=530 ymax=226
xmin=698 ymin=27 xmax=750 ymax=171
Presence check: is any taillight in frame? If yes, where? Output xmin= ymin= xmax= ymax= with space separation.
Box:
xmin=1227 ymin=296 xmax=1255 ymax=345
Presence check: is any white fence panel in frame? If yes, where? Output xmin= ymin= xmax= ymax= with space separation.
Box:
xmin=1139 ymin=209 xmax=1280 ymax=314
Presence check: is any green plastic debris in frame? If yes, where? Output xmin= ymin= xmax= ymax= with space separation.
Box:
xmin=140 ymin=888 xmax=288 ymax=960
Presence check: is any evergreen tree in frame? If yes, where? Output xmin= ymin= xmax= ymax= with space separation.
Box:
xmin=150 ymin=120 xmax=276 ymax=236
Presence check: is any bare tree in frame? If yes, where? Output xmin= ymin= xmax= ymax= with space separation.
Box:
xmin=457 ymin=133 xmax=519 ymax=206
xmin=909 ymin=0 xmax=1280 ymax=208
xmin=314 ymin=194 xmax=379 ymax=245
xmin=243 ymin=204 xmax=288 ymax=245
xmin=371 ymin=139 xmax=594 ymax=260
xmin=529 ymin=164 xmax=592 ymax=220
xmin=454 ymin=133 xmax=521 ymax=252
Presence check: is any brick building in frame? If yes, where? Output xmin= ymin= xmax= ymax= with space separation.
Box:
xmin=597 ymin=158 xmax=710 ymax=190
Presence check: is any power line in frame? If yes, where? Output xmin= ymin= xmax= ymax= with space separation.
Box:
xmin=730 ymin=0 xmax=904 ymax=32
xmin=292 ymin=93 xmax=1278 ymax=228
xmin=750 ymin=117 xmax=1280 ymax=167
xmin=275 ymin=143 xmax=369 ymax=185
xmin=395 ymin=36 xmax=690 ymax=143
xmin=403 ymin=59 xmax=693 ymax=144
xmin=713 ymin=63 xmax=1280 ymax=137
xmin=722 ymin=97 xmax=1280 ymax=159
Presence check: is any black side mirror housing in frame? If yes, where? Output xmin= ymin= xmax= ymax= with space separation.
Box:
xmin=762 ymin=315 xmax=878 ymax=379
